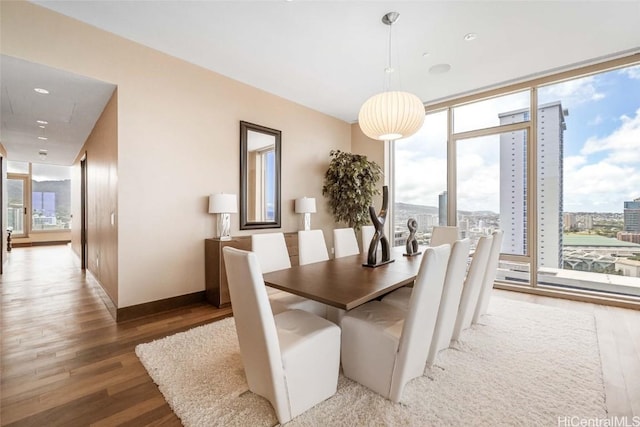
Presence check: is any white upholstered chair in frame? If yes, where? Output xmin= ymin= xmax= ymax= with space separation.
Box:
xmin=451 ymin=235 xmax=493 ymax=341
xmin=381 ymin=238 xmax=472 ymax=366
xmin=340 ymin=244 xmax=451 ymax=402
xmin=298 ymin=230 xmax=329 ymax=265
xmin=333 ymin=227 xmax=360 ymax=258
xmin=223 ymin=247 xmax=340 ymax=424
xmin=473 ymin=229 xmax=504 ymax=324
xmin=251 ymin=233 xmax=292 ymax=274
xmin=251 ymin=233 xmax=326 ymax=318
xmin=430 ymin=226 xmax=460 ymax=247
xmin=360 ymin=225 xmax=375 ymax=254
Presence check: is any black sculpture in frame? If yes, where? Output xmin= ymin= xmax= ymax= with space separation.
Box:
xmin=364 ymin=185 xmax=394 ymax=267
xmin=404 ymin=218 xmax=421 ymax=257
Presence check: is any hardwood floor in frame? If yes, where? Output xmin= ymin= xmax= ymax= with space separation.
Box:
xmin=1 ymin=245 xmax=639 ymax=425
xmin=1 ymin=246 xmax=231 ymax=426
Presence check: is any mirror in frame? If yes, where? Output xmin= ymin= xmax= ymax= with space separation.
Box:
xmin=240 ymin=121 xmax=281 ymax=229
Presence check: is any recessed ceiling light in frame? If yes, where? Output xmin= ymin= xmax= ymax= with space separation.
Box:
xmin=36 ymin=120 xmax=48 ymax=125
xmin=34 ymin=87 xmax=50 ymax=94
xmin=429 ymin=63 xmax=452 ymax=74
xmin=37 ymin=136 xmax=48 ymax=140
xmin=39 ymin=125 xmax=45 ymax=129
xmin=464 ymin=33 xmax=478 ymax=41
xmin=422 ymin=52 xmax=431 ymax=58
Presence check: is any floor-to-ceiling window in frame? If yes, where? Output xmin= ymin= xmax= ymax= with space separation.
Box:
xmin=31 ymin=163 xmax=71 ymax=231
xmin=391 ymin=55 xmax=640 ymax=302
xmin=452 ymin=90 xmax=531 ymax=251
xmin=6 ymin=161 xmax=71 ymax=237
xmin=535 ymin=64 xmax=640 ymax=297
xmin=392 ymin=110 xmax=448 ymax=246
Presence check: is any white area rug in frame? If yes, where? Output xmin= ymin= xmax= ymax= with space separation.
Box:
xmin=135 ymin=298 xmax=606 ymax=426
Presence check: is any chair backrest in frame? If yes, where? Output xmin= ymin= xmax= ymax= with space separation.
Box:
xmin=473 ymin=229 xmax=504 ymax=323
xmin=251 ymin=233 xmax=291 ymax=274
xmin=427 ymin=238 xmax=471 ymax=365
xmin=389 ymin=244 xmax=451 ymax=401
xmin=451 ymin=235 xmax=493 ymax=341
xmin=222 ymin=247 xmax=291 ymax=422
xmin=298 ymin=230 xmax=329 ymax=266
xmin=333 ymin=228 xmax=360 ymax=258
xmin=430 ymin=226 xmax=460 ymax=247
xmin=360 ymin=225 xmax=375 ymax=254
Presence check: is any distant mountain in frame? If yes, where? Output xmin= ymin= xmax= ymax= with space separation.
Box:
xmin=394 ymin=202 xmax=439 ymax=215
xmin=463 ymin=210 xmax=498 ymax=216
xmin=394 ymin=202 xmax=497 ymax=217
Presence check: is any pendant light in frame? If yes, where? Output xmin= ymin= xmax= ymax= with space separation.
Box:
xmin=358 ymin=12 xmax=425 ymax=141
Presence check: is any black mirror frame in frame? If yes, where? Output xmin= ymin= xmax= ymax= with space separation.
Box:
xmin=239 ymin=121 xmax=282 ymax=230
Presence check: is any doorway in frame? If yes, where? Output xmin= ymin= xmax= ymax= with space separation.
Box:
xmin=80 ymin=153 xmax=88 ymax=269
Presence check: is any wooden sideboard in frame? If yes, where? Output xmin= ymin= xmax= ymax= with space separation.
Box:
xmin=204 ymin=232 xmax=299 ymax=307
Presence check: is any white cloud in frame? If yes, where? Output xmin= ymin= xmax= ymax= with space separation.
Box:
xmin=564 ymin=108 xmax=640 ymax=211
xmin=453 ymin=91 xmax=529 ymax=133
xmin=620 ymin=65 xmax=640 ymax=80
xmin=563 ymin=155 xmax=587 ymax=170
xmin=581 ymin=108 xmax=640 ymax=164
xmin=394 ymin=110 xmax=448 ymax=206
xmin=587 ymin=115 xmax=603 ymax=126
xmin=538 ymin=75 xmax=605 ymax=108
xmin=563 ymin=161 xmax=640 ymax=211
xmin=456 ymin=141 xmax=501 ymax=212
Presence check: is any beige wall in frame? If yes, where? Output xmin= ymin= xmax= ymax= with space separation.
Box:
xmin=1 ymin=1 xmax=351 ymax=307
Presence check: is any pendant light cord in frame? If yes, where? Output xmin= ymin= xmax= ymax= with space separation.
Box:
xmin=384 ymin=21 xmax=393 ymax=91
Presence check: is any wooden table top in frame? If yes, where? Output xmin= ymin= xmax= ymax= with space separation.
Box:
xmin=263 ymin=246 xmax=424 ymax=310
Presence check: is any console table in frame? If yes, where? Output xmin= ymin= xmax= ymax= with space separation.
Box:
xmin=204 ymin=232 xmax=299 ymax=307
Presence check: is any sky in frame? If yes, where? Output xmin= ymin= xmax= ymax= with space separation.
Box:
xmin=7 ymin=161 xmax=71 ymax=181
xmin=395 ymin=63 xmax=640 ymax=213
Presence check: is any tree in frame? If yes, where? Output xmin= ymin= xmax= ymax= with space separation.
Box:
xmin=322 ymin=150 xmax=382 ymax=230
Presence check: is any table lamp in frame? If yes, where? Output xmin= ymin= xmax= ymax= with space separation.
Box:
xmin=295 ymin=197 xmax=316 ymax=231
xmin=209 ymin=193 xmax=237 ymax=240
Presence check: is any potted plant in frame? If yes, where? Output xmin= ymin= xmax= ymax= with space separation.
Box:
xmin=322 ymin=150 xmax=383 ymax=230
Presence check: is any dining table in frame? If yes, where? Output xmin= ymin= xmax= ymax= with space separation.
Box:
xmin=262 ymin=246 xmax=425 ymax=311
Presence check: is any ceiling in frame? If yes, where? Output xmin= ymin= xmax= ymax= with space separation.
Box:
xmin=2 ymin=1 xmax=639 ymax=165
xmin=0 ymin=55 xmax=116 ymax=166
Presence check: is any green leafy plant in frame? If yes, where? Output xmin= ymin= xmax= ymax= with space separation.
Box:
xmin=322 ymin=149 xmax=383 ymax=230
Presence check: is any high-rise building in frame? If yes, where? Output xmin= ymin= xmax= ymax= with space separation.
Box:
xmin=624 ymin=198 xmax=640 ymax=232
xmin=583 ymin=214 xmax=593 ymax=230
xmin=499 ymin=102 xmax=566 ymax=268
xmin=563 ymin=213 xmax=576 ymax=231
xmin=438 ymin=191 xmax=447 ymax=226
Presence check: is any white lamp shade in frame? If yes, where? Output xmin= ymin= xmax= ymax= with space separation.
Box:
xmin=209 ymin=193 xmax=238 ymax=214
xmin=358 ymin=91 xmax=425 ymax=141
xmin=295 ymin=197 xmax=316 ymax=214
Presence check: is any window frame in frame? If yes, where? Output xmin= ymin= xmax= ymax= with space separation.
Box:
xmin=390 ymin=54 xmax=640 ymax=308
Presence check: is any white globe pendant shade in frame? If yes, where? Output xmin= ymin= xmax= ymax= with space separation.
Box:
xmin=358 ymin=91 xmax=425 ymax=141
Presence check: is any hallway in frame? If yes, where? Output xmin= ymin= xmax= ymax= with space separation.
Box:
xmin=0 ymin=245 xmax=231 ymax=426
